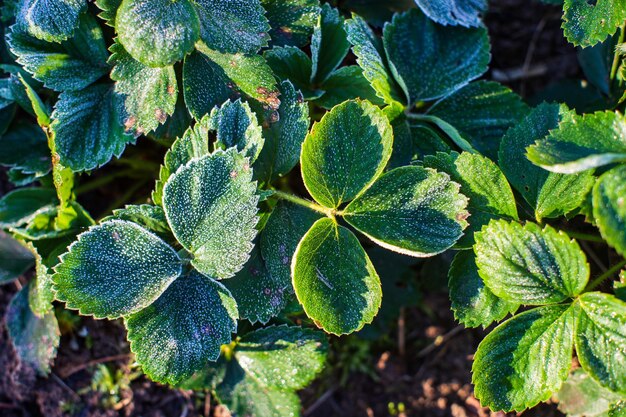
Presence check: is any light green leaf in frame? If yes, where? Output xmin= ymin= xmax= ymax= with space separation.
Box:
xmin=527 ymin=110 xmax=626 ymax=174
xmin=261 ymin=0 xmax=320 ymax=48
xmin=217 ymin=361 xmax=301 ymax=417
xmin=153 ymin=115 xmax=211 ymax=205
xmin=344 ymin=166 xmax=469 ymax=256
xmin=95 ymin=0 xmax=122 ymax=26
xmin=16 ymin=0 xmax=84 ymax=42
xmin=8 ymin=13 xmax=109 ymax=92
xmin=499 ymin=103 xmax=595 ymax=221
xmin=194 ymin=0 xmax=269 ymax=54
xmin=222 ymin=244 xmax=288 ymax=324
xmin=301 ymin=99 xmax=393 ymax=208
xmin=260 ymin=201 xmax=322 ymax=292
xmin=576 ymin=292 xmax=626 ymax=395
xmin=116 ymin=0 xmax=199 ymax=67
xmin=610 ymin=402 xmax=626 ymax=417
xmin=235 ymin=325 xmax=328 ymax=390
xmin=193 ymin=43 xmax=280 ymax=111
xmin=0 ymin=122 xmax=51 ymax=181
xmin=110 ymin=41 xmax=178 ymax=135
xmin=315 ymin=65 xmax=385 ymax=110
xmin=310 ymin=4 xmax=349 ymax=84
xmin=162 ymin=149 xmax=259 ymax=279
xmin=593 ymin=166 xmax=626 ymax=257
xmin=448 ymin=250 xmax=518 ymax=329
xmin=292 ymin=218 xmax=382 ymax=335
xmin=6 ymin=284 xmax=59 ymax=375
xmin=428 ymin=81 xmax=530 ymax=160
xmin=562 ymin=0 xmax=626 ymax=47
xmin=24 ymin=241 xmax=55 ymax=316
xmin=254 ymin=81 xmax=310 ymax=183
xmin=52 ymin=220 xmax=182 ymax=319
xmin=0 ymin=231 xmax=34 ymax=284
xmin=414 ymin=0 xmax=486 ymax=27
xmin=9 ymin=201 xmax=93 ymax=241
xmin=424 ymin=151 xmax=517 ymax=248
xmin=345 ymin=15 xmax=405 ymax=105
xmin=126 ymin=272 xmax=237 ymax=385
xmin=383 ymin=9 xmax=490 ymax=105
xmin=556 ymin=369 xmax=622 ymax=417
xmin=0 ymin=187 xmax=57 ymax=228
xmin=209 ymin=99 xmax=264 ymax=163
xmin=472 ymin=304 xmax=578 ymax=412
xmin=51 ymin=83 xmax=135 ymax=172
xmin=475 ymin=220 xmax=590 ymax=305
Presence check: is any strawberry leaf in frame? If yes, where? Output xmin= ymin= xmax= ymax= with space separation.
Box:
xmin=292 ymin=218 xmax=382 ymax=335
xmin=414 ymin=0 xmax=486 ymax=27
xmin=52 ymin=220 xmax=182 ymax=319
xmin=125 ymin=272 xmax=237 ymax=385
xmin=344 ymin=166 xmax=469 ymax=256
xmin=310 ymin=4 xmax=349 ymax=84
xmin=473 ymin=304 xmax=578 ymax=412
xmin=16 ymin=0 xmax=85 ymax=42
xmin=300 ymin=99 xmax=393 ymax=209
xmin=261 ymin=0 xmax=320 ymax=48
xmin=562 ymin=0 xmax=626 ymax=47
xmin=209 ymin=99 xmax=264 ymax=163
xmin=0 ymin=232 xmax=34 ymax=284
xmin=593 ymin=166 xmax=626 ymax=257
xmin=162 ymin=149 xmax=259 ymax=279
xmin=0 ymin=187 xmax=57 ymax=228
xmin=475 ymin=220 xmax=590 ymax=305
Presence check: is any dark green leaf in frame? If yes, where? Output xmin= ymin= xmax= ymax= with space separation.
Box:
xmin=105 ymin=204 xmax=173 ymax=241
xmin=610 ymin=401 xmax=626 ymax=417
xmin=473 ymin=304 xmax=578 ymax=412
xmin=344 ymin=166 xmax=469 ymax=256
xmin=0 ymin=122 xmax=51 ymax=181
xmin=556 ymin=369 xmax=622 ymax=417
xmin=593 ymin=166 xmax=626 ymax=257
xmin=16 ymin=0 xmax=84 ymax=42
xmin=116 ymin=0 xmax=200 ymax=67
xmin=562 ymin=0 xmax=626 ymax=47
xmin=310 ymin=4 xmax=349 ymax=84
xmin=0 ymin=187 xmax=57 ymax=228
xmin=301 ymin=99 xmax=393 ymax=208
xmin=0 ymin=231 xmax=34 ymax=284
xmin=414 ymin=0 xmax=486 ymax=27
xmin=315 ymin=65 xmax=385 ymax=109
xmin=383 ymin=9 xmax=490 ymax=105
xmin=95 ymin=0 xmax=122 ymax=26
xmin=448 ymin=251 xmax=518 ymax=329
xmin=53 ymin=220 xmax=182 ymax=318
xmin=475 ymin=220 xmax=590 ymax=305
xmin=162 ymin=149 xmax=258 ymax=279
xmin=264 ymin=46 xmax=321 ymax=100
xmin=261 ymin=0 xmax=320 ymax=48
xmin=126 ymin=272 xmax=237 ymax=385
xmin=292 ymin=218 xmax=382 ymax=335
xmin=209 ymin=99 xmax=264 ymax=163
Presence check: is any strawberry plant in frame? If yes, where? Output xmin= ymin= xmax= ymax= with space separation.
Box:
xmin=1 ymin=0 xmax=626 ymax=416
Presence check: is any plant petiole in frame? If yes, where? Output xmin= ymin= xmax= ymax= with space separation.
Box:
xmin=584 ymin=258 xmax=626 ymax=292
xmin=273 ymin=190 xmax=338 ymax=219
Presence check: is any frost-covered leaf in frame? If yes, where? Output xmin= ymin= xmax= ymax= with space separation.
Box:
xmin=0 ymin=122 xmax=51 ymax=181
xmin=51 ymin=83 xmax=135 ymax=172
xmin=556 ymin=369 xmax=622 ymax=417
xmin=562 ymin=0 xmax=626 ymax=47
xmin=527 ymin=110 xmax=626 ymax=174
xmin=105 ymin=204 xmax=172 ymax=241
xmin=222 ymin=244 xmax=288 ymax=324
xmin=254 ymin=81 xmax=309 ymax=183
xmin=263 ymin=46 xmax=322 ymax=100
xmin=162 ymin=149 xmax=258 ymax=279
xmin=414 ymin=0 xmax=486 ymax=27
xmin=383 ymin=9 xmax=490 ymax=105
xmin=116 ymin=0 xmax=200 ymax=67
xmin=593 ymin=166 xmax=626 ymax=257
xmin=499 ymin=103 xmax=595 ymax=221
xmin=0 ymin=187 xmax=57 ymax=228
xmin=315 ymin=65 xmax=384 ymax=109
xmin=448 ymin=251 xmax=518 ymax=329
xmin=16 ymin=0 xmax=84 ymax=42
xmin=126 ymin=272 xmax=237 ymax=385
xmin=260 ymin=201 xmax=322 ymax=292
xmin=25 ymin=241 xmax=55 ymax=317
xmin=194 ymin=0 xmax=270 ymax=54
xmin=153 ymin=115 xmax=211 ymax=205
xmin=261 ymin=0 xmax=320 ymax=48
xmin=475 ymin=220 xmax=589 ymax=305
xmin=292 ymin=218 xmax=382 ymax=335
xmin=10 ymin=201 xmax=93 ymax=241
xmin=6 ymin=284 xmax=59 ymax=375
xmin=344 ymin=166 xmax=468 ymax=256
xmin=576 ymin=292 xmax=626 ymax=395
xmin=95 ymin=0 xmax=121 ymax=26
xmin=217 ymin=361 xmax=301 ymax=417
xmin=424 ymin=151 xmax=517 ymax=248
xmin=110 ymin=41 xmax=177 ymax=135
xmin=8 ymin=14 xmax=109 ymax=92
xmin=310 ymin=4 xmax=349 ymax=84
xmin=610 ymin=402 xmax=626 ymax=417
xmin=473 ymin=304 xmax=578 ymax=412
xmin=301 ymin=99 xmax=393 ymax=208
xmin=52 ymin=220 xmax=182 ymax=318
xmin=0 ymin=231 xmax=34 ymax=284
xmin=428 ymin=81 xmax=530 ymax=160
xmin=209 ymin=99 xmax=264 ymax=163
xmin=345 ymin=15 xmax=405 ymax=105
xmin=235 ymin=325 xmax=327 ymax=390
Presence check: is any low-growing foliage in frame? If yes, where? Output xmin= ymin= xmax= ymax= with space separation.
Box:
xmin=1 ymin=0 xmax=626 ymax=415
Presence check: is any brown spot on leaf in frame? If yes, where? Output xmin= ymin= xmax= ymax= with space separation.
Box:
xmin=167 ymin=85 xmax=176 ymax=95
xmin=124 ymin=116 xmax=137 ymax=132
xmin=230 ymin=170 xmax=238 ymax=178
xmin=456 ymin=212 xmax=470 ymax=222
xmin=155 ymin=109 xmax=167 ymax=124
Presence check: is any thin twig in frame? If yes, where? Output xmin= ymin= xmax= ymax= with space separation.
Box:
xmin=304 ymin=386 xmax=338 ymax=416
xmin=58 ymin=353 xmax=132 ymax=378
xmin=417 ymin=325 xmax=465 ymax=358
xmin=51 ymin=373 xmax=81 ymax=401
xmin=521 ymin=15 xmax=549 ymax=96
xmin=398 ymin=307 xmax=406 ymax=358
